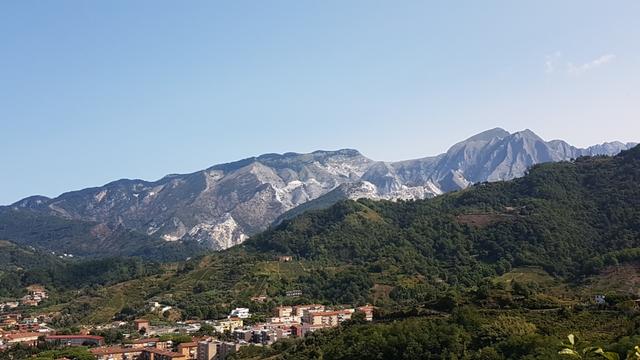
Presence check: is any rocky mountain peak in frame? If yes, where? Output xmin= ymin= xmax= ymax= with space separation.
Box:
xmin=5 ymin=129 xmax=636 ymax=253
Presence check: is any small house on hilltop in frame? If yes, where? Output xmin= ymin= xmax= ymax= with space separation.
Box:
xmin=134 ymin=319 xmax=150 ymax=332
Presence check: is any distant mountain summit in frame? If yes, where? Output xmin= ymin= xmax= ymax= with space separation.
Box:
xmin=3 ymin=128 xmax=636 ymax=253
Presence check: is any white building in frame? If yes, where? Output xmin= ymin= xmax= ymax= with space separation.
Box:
xmin=229 ymin=308 xmax=250 ymax=319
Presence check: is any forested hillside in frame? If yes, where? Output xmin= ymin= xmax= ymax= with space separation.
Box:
xmin=226 ymin=145 xmax=640 ymax=359
xmin=248 ymin=145 xmax=640 ymax=281
xmin=33 ymin=146 xmax=640 ymax=324
xmin=0 ymin=209 xmax=204 ymax=261
xmin=0 ymin=240 xmax=161 ymax=299
xmin=6 ymin=146 xmax=640 ymax=359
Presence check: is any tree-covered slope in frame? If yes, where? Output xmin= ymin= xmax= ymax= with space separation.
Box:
xmin=247 ymin=145 xmax=640 ymax=281
xmin=0 ymin=209 xmax=205 ymax=261
xmin=0 ymin=240 xmax=163 ymax=299
xmin=17 ymin=146 xmax=640 ymax=327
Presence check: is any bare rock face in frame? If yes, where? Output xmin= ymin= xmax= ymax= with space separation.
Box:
xmin=9 ymin=150 xmax=374 ymax=250
xmin=8 ymin=130 xmax=636 ymax=252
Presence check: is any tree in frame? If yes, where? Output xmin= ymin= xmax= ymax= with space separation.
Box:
xmin=558 ymin=334 xmax=620 ymax=360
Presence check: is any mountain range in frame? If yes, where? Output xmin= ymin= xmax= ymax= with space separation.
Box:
xmin=1 ymin=128 xmax=636 ymax=255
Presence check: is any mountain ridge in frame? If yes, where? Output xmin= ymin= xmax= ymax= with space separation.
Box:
xmin=2 ymin=128 xmax=636 ymax=254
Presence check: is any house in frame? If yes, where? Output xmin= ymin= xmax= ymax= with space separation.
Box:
xmin=197 ymin=341 xmax=216 ymax=360
xmin=595 ymin=295 xmax=607 ymax=305
xmin=357 ymin=305 xmax=375 ymax=321
xmin=290 ymin=324 xmax=303 ymax=337
xmin=302 ymin=311 xmax=340 ymax=327
xmin=135 ymin=319 xmax=151 ymax=332
xmin=275 ymin=306 xmax=293 ymax=318
xmin=215 ymin=342 xmax=240 ymax=359
xmin=250 ymin=295 xmax=268 ymax=303
xmin=229 ymin=308 xmax=250 ymax=319
xmin=177 ymin=341 xmax=198 ymax=358
xmin=140 ymin=347 xmax=187 ymax=360
xmin=3 ymin=332 xmax=41 ymax=346
xmin=277 ymin=255 xmax=293 ymax=262
xmin=294 ymin=304 xmax=324 ymax=317
xmin=16 ymin=321 xmax=40 ymax=332
xmin=286 ymin=290 xmax=302 ymax=297
xmin=233 ymin=329 xmax=253 ymax=342
xmin=251 ymin=329 xmax=278 ymax=345
xmin=131 ymin=337 xmax=170 ymax=349
xmin=1 ymin=302 xmax=19 ymax=310
xmin=45 ymin=334 xmax=105 ymax=347
xmin=26 ymin=285 xmax=48 ymax=299
xmin=1 ymin=317 xmax=18 ymax=327
xmin=21 ymin=297 xmax=39 ymax=307
xmin=270 ymin=306 xmax=300 ymax=323
xmin=90 ymin=346 xmax=142 ymax=360
xmin=215 ymin=318 xmax=243 ymax=333
xmin=299 ymin=323 xmax=330 ymax=336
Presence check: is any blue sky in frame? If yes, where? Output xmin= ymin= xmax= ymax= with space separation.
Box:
xmin=1 ymin=1 xmax=639 ymax=204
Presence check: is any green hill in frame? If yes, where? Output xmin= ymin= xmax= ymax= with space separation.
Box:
xmin=0 ymin=209 xmax=205 ymax=261
xmin=8 ymin=146 xmax=640 ymax=359
xmin=0 ymin=240 xmax=162 ymax=300
xmin=37 ymin=146 xmax=640 ymax=322
xmin=247 ymin=144 xmax=640 ymax=280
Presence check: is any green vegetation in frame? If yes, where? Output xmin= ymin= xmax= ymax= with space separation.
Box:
xmin=0 ymin=208 xmax=204 ymax=260
xmin=30 ymin=147 xmax=640 ymax=321
xmin=228 ymin=307 xmax=640 ymax=359
xmin=0 ymin=343 xmax=94 ymax=360
xmin=0 ymin=240 xmax=162 ymax=302
xmin=3 ymin=146 xmax=640 ymax=358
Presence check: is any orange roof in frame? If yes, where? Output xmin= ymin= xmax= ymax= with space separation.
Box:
xmin=46 ymin=335 xmax=104 ymax=341
xmin=5 ymin=332 xmax=40 ymax=340
xmin=303 ymin=324 xmax=330 ymax=329
xmin=134 ymin=319 xmax=149 ymax=323
xmin=309 ymin=311 xmax=340 ymax=316
xmin=178 ymin=342 xmax=197 ymax=347
xmin=132 ymin=337 xmax=160 ymax=344
xmin=91 ymin=347 xmax=141 ymax=355
xmin=143 ymin=347 xmax=186 ymax=358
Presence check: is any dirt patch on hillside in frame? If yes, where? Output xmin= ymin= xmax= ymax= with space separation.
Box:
xmin=583 ymin=263 xmax=640 ymax=296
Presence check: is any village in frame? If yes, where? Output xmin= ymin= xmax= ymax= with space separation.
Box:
xmin=0 ymin=284 xmax=374 ymax=360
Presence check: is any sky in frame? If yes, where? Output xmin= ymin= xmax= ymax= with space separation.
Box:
xmin=1 ymin=1 xmax=639 ymax=205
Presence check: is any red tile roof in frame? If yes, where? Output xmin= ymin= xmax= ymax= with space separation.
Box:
xmin=46 ymin=335 xmax=104 ymax=341
xmin=5 ymin=332 xmax=40 ymax=340
xmin=132 ymin=337 xmax=160 ymax=344
xmin=178 ymin=342 xmax=197 ymax=348
xmin=91 ymin=347 xmax=142 ymax=355
xmin=143 ymin=347 xmax=186 ymax=358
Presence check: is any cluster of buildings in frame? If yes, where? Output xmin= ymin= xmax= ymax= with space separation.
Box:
xmin=89 ymin=336 xmax=241 ymax=360
xmin=0 ymin=332 xmax=100 ymax=351
xmin=0 ymin=301 xmax=18 ymax=312
xmin=0 ymin=313 xmax=56 ymax=350
xmin=20 ymin=285 xmax=48 ymax=306
xmin=130 ymin=319 xmax=202 ymax=336
xmin=1 ymin=302 xmax=374 ymax=358
xmin=229 ymin=304 xmax=374 ymax=346
xmin=0 ymin=285 xmax=48 ymax=310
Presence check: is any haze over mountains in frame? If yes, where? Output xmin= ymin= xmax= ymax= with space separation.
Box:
xmin=2 ymin=128 xmax=636 ymax=253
